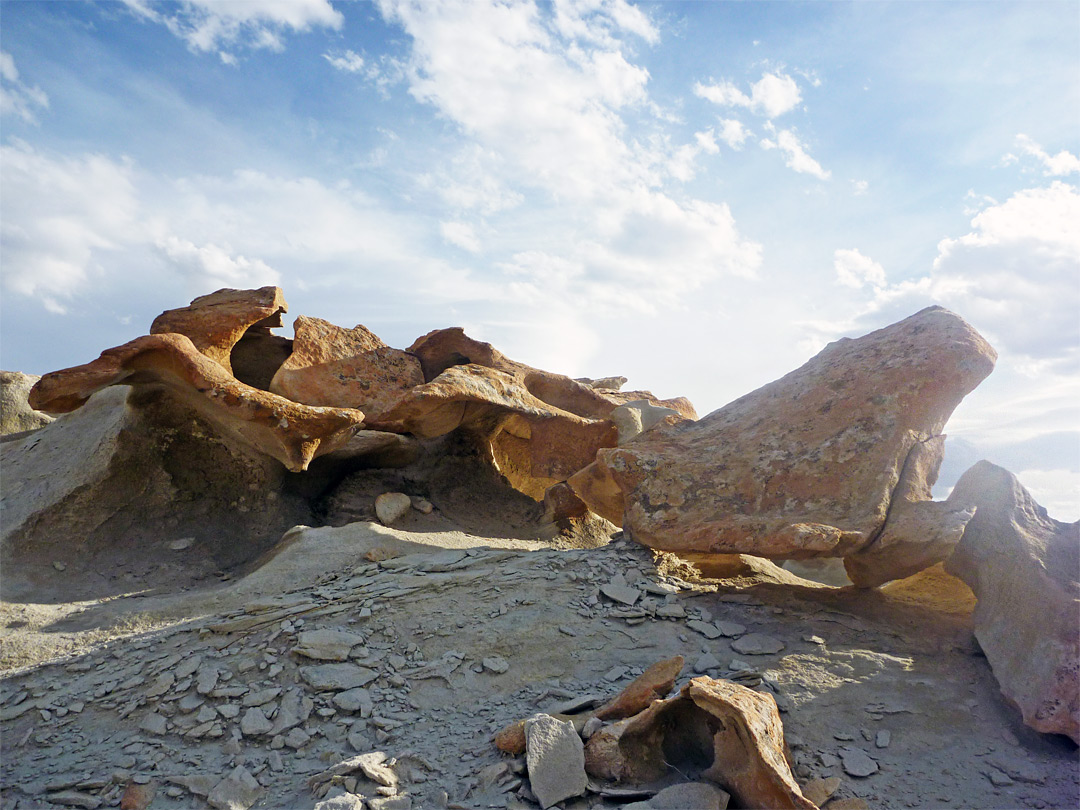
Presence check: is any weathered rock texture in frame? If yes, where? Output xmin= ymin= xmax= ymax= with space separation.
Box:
xmin=0 ymin=387 xmax=313 ymax=601
xmin=0 ymin=370 xmax=53 ymax=435
xmin=569 ymin=307 xmax=995 ymax=572
xmin=584 ymin=677 xmax=817 ymax=809
xmin=370 ymin=328 xmax=695 ymax=500
xmin=269 ymin=316 xmax=423 ymax=417
xmin=944 ymin=461 xmax=1079 ymax=743
xmin=28 ymin=333 xmax=365 ymax=473
xmin=150 ymin=286 xmax=288 ymax=376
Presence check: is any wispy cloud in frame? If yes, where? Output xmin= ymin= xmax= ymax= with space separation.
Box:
xmin=0 ymin=51 xmax=49 ymax=124
xmin=121 ymin=0 xmax=343 ymax=60
xmin=834 ymin=248 xmax=886 ymax=289
xmin=1003 ymin=133 xmax=1080 ymax=177
xmin=695 ymin=71 xmax=802 ymax=119
xmin=761 ymin=128 xmax=830 ymax=180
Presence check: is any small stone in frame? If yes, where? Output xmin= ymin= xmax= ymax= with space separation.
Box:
xmin=44 ymin=791 xmax=100 ymax=809
xmin=169 ymin=537 xmax=194 ymax=551
xmin=875 ymin=730 xmax=891 ymax=749
xmin=242 ymin=687 xmax=282 ymax=707
xmin=195 ymin=663 xmax=220 ymax=695
xmin=138 ymin=713 xmax=168 ymax=736
xmin=283 ymin=727 xmax=311 ymax=748
xmin=52 ymin=561 xmax=67 ymax=571
xmin=410 ymin=496 xmax=434 ymax=514
xmin=240 ymin=707 xmax=274 ymax=737
xmin=482 ymin=656 xmax=510 ymax=674
xmin=207 ymin=766 xmax=263 ymax=810
xmin=375 ymin=492 xmax=412 ymax=525
xmin=636 ymin=782 xmax=730 ymax=809
xmin=801 ymin=776 xmax=841 ymax=806
xmin=600 ymin=583 xmax=641 ymax=606
xmin=581 ymin=717 xmax=604 ymax=740
xmin=716 ymin=621 xmax=746 ymax=637
xmin=694 ymin=653 xmax=722 ymax=673
xmin=295 ymin=629 xmax=367 ymax=662
xmin=604 ymin=665 xmax=630 ymax=682
xmin=525 ymin=714 xmax=587 ymax=809
xmin=655 ymin=604 xmax=686 ymax=618
xmin=731 ymin=634 xmax=785 ymax=655
xmin=218 ymin=704 xmax=241 ymax=719
xmin=301 ymin=664 xmax=378 ymax=692
xmin=333 ymin=688 xmax=374 ymax=715
xmin=840 ymin=747 xmax=879 ymax=777
xmin=686 ymin=620 xmax=723 ymax=639
xmin=145 ymin=672 xmax=175 ymax=698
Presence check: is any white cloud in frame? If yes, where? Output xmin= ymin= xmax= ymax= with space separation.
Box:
xmin=694 ymin=129 xmax=720 ymax=154
xmin=1015 ymin=469 xmax=1079 ymax=522
xmin=717 ymin=118 xmax=750 ymax=150
xmin=695 ymin=71 xmax=802 ymax=119
xmin=852 ymin=179 xmax=869 ymax=195
xmin=834 ymin=248 xmax=887 ymax=289
xmin=439 ymin=221 xmax=482 ymax=253
xmin=374 ymin=0 xmax=763 ymax=308
xmin=0 ymin=141 xmax=140 ymax=313
xmin=1007 ymin=134 xmax=1080 ymax=177
xmin=323 ymin=49 xmax=366 ymax=73
xmin=156 ymin=236 xmax=280 ymax=288
xmin=0 ymin=51 xmax=49 ymax=124
xmin=762 ymin=129 xmax=830 ymax=179
xmin=122 ymin=0 xmax=343 ymax=58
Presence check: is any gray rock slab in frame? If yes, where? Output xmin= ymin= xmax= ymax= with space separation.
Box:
xmin=600 ymin=582 xmax=641 ymax=606
xmin=525 ymin=713 xmax=587 ymax=809
xmin=731 ymin=633 xmax=786 ymax=655
xmin=207 ymin=766 xmax=263 ymax=810
xmin=624 ymin=781 xmax=731 ymax=809
xmin=301 ymin=664 xmax=378 ymax=692
xmin=294 ymin=629 xmax=367 ymax=661
xmin=840 ymin=746 xmax=879 ymax=777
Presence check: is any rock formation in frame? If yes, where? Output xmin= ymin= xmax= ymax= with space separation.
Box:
xmin=268 ymin=316 xmax=424 ymax=417
xmin=584 ymin=676 xmax=818 ymax=809
xmin=28 ymin=333 xmax=365 ymax=473
xmin=943 ymin=461 xmax=1079 ymax=743
xmin=568 ymin=307 xmax=995 ymax=581
xmin=0 ymin=370 xmax=53 ymax=435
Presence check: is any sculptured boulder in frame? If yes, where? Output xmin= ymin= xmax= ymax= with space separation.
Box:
xmin=1 ymin=370 xmax=54 ymax=436
xmin=944 ymin=461 xmax=1079 ymax=743
xmin=584 ymin=677 xmax=817 ymax=809
xmin=269 ymin=315 xmax=424 ymax=418
xmin=568 ymin=307 xmax=995 ymax=570
xmin=29 ymin=333 xmax=364 ymax=473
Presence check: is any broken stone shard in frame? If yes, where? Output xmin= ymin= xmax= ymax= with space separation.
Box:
xmin=584 ymin=677 xmax=817 ymax=809
xmin=568 ymin=307 xmax=995 ymax=571
xmin=524 ymin=713 xmax=588 ymax=809
xmin=944 ymin=461 xmax=1079 ymax=743
xmin=595 ymin=655 xmax=684 ymax=721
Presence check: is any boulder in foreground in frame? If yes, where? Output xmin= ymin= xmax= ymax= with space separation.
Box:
xmin=944 ymin=461 xmax=1079 ymax=743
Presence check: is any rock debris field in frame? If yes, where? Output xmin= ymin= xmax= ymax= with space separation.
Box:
xmin=1 ymin=287 xmax=1077 ymax=810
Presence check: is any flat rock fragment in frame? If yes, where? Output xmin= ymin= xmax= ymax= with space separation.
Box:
xmin=207 ymin=766 xmax=263 ymax=810
xmin=731 ymin=633 xmax=786 ymax=655
xmin=525 ymin=713 xmax=588 ymax=809
xmin=294 ymin=629 xmax=367 ymax=661
xmin=839 ymin=747 xmax=879 ymax=777
xmin=623 ymin=782 xmax=731 ymax=809
xmin=595 ymin=655 xmax=684 ymax=721
xmin=300 ymin=663 xmax=378 ymax=692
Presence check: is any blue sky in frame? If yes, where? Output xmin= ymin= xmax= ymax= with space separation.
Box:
xmin=2 ymin=0 xmax=1077 ymax=518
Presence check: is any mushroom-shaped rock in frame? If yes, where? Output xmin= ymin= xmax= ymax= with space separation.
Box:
xmin=150 ymin=286 xmax=287 ymax=375
xmin=943 ymin=461 xmax=1079 ymax=743
xmin=584 ymin=677 xmax=817 ymax=809
xmin=28 ymin=333 xmax=364 ymax=472
xmin=269 ymin=316 xmax=423 ymax=417
xmin=569 ymin=307 xmax=995 ymax=561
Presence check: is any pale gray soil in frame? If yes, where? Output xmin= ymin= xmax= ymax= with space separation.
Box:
xmin=2 ymin=515 xmax=1077 ymax=810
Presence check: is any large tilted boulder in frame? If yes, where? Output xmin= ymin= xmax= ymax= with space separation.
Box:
xmin=943 ymin=461 xmax=1079 ymax=743
xmin=568 ymin=307 xmax=996 ymax=573
xmin=268 ymin=316 xmax=424 ymax=417
xmin=29 ymin=333 xmax=365 ymax=473
xmin=1 ymin=370 xmax=54 ymax=435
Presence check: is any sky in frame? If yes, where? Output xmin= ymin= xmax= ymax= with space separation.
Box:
xmin=1 ymin=0 xmax=1077 ymax=520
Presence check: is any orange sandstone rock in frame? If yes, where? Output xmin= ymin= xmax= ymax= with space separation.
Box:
xmin=594 ymin=655 xmax=684 ymax=721
xmin=29 ymin=333 xmax=364 ymax=472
